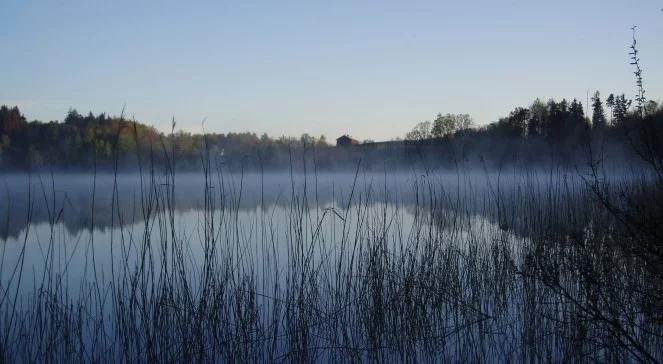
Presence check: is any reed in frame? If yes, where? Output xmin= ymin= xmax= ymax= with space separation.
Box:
xmin=0 ymin=140 xmax=661 ymax=363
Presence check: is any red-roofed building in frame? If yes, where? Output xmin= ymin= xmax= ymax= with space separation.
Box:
xmin=336 ymin=134 xmax=359 ymax=146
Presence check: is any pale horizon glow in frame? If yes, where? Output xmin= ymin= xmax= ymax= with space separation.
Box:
xmin=1 ymin=0 xmax=662 ymax=141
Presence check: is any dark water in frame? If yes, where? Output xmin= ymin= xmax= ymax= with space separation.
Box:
xmin=0 ymin=172 xmax=522 ymax=293
xmin=0 ymin=171 xmax=660 ymax=362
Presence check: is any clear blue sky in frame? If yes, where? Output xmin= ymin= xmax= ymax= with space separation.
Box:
xmin=1 ymin=0 xmax=661 ymax=140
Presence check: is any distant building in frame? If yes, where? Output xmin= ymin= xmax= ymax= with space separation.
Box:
xmin=336 ymin=134 xmax=359 ymax=146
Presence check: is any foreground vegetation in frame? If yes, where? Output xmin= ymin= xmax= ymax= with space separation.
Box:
xmin=0 ymin=140 xmax=662 ymax=362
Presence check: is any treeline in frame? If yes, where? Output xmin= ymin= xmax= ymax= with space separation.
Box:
xmin=401 ymin=93 xmax=663 ymax=168
xmin=0 ymin=107 xmax=330 ymax=171
xmin=407 ymin=93 xmax=660 ymax=142
xmin=478 ymin=93 xmax=653 ymax=141
xmin=1 ymin=93 xmax=662 ymax=172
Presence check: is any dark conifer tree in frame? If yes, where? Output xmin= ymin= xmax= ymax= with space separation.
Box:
xmin=569 ymin=99 xmax=586 ymax=128
xmin=613 ymin=94 xmax=632 ymax=128
xmin=591 ymin=91 xmax=607 ymax=129
xmin=547 ymin=99 xmax=570 ymax=140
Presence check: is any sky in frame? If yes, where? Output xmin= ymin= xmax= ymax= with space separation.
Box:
xmin=1 ymin=0 xmax=662 ymax=141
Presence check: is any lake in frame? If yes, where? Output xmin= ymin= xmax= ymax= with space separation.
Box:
xmin=0 ymin=170 xmax=660 ymax=362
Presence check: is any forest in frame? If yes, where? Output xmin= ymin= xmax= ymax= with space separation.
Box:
xmin=1 ymin=91 xmax=662 ymax=172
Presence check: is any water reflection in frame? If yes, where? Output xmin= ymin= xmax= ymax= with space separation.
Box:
xmin=1 ymin=172 xmax=658 ymax=362
xmin=0 ymin=171 xmax=595 ymax=240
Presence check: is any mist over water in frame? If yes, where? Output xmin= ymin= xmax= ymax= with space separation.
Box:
xmin=0 ymin=169 xmax=633 ymax=292
xmin=0 ymin=168 xmax=661 ymax=362
xmin=0 ymin=169 xmax=611 ymax=239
